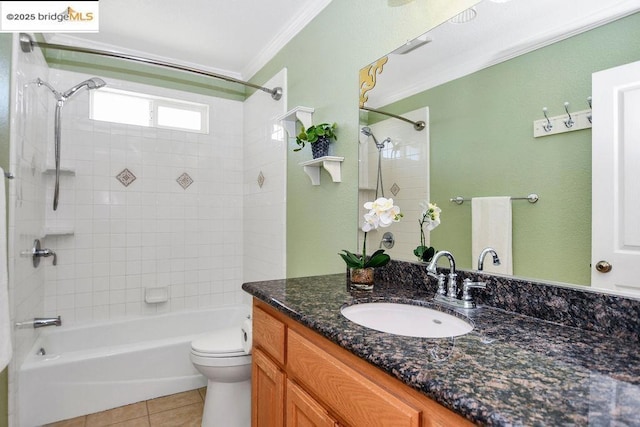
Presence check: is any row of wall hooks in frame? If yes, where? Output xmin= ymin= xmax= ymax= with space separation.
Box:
xmin=534 ymin=98 xmax=592 ymax=138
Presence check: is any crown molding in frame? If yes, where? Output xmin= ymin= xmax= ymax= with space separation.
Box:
xmin=242 ymin=0 xmax=333 ymax=80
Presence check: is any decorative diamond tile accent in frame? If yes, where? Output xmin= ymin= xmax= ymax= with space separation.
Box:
xmin=176 ymin=172 xmax=194 ymax=189
xmin=257 ymin=171 xmax=265 ymax=188
xmin=116 ymin=168 xmax=137 ymax=187
xmin=390 ymin=182 xmax=401 ymax=196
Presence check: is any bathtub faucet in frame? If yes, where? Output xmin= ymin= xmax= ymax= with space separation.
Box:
xmin=16 ymin=316 xmax=62 ymax=329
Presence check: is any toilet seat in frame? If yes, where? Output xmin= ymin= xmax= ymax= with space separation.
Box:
xmin=191 ymin=327 xmax=247 ymax=358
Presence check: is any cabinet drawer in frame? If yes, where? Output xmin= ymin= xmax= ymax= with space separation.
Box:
xmin=287 ymin=330 xmax=420 ymax=427
xmin=253 ymin=306 xmax=286 ymax=364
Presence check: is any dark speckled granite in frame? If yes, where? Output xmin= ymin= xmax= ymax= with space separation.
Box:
xmin=377 ymin=260 xmax=640 ymax=343
xmin=242 ymin=262 xmax=640 ymax=426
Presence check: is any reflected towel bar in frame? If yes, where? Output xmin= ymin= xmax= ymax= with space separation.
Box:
xmin=450 ymin=193 xmax=539 ymax=205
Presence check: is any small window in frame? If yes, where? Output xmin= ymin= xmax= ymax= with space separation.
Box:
xmin=90 ymin=88 xmax=209 ymax=134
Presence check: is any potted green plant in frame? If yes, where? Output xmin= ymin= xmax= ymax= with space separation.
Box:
xmin=294 ymin=122 xmax=337 ymax=159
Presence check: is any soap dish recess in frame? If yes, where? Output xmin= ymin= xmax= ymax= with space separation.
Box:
xmin=145 ymin=287 xmax=169 ymax=304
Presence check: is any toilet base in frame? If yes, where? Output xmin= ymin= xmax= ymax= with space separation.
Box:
xmin=202 ymin=378 xmax=251 ymax=427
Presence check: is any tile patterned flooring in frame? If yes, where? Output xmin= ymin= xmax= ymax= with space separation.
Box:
xmin=45 ymin=388 xmax=207 ymax=427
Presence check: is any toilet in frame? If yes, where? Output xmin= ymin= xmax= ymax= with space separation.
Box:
xmin=190 ymin=327 xmax=252 ymax=427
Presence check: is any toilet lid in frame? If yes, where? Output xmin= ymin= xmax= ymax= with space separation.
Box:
xmin=191 ymin=327 xmax=244 ymax=355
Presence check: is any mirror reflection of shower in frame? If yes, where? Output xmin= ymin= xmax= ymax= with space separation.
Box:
xmin=360 ymin=126 xmax=391 ymax=198
xmin=36 ymin=77 xmax=107 ymax=210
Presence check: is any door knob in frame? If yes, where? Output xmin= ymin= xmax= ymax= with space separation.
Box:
xmin=595 ymin=260 xmax=612 ymax=273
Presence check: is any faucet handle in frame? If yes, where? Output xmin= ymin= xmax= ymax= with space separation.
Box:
xmin=462 ymin=278 xmax=486 ymax=308
xmin=427 ymin=272 xmax=447 ymax=296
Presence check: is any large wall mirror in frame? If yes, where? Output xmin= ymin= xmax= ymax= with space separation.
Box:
xmin=358 ymin=0 xmax=640 ymax=293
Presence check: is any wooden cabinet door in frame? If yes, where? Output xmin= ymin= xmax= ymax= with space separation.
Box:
xmin=253 ymin=349 xmax=285 ymax=427
xmin=287 ymin=330 xmax=420 ymax=427
xmin=286 ymin=380 xmax=338 ymax=427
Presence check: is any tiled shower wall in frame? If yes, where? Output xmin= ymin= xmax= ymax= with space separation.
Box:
xmin=8 ymin=33 xmax=50 ymax=424
xmin=358 ymin=107 xmax=429 ymax=260
xmin=41 ymin=69 xmax=246 ymax=323
xmin=242 ymin=69 xmax=287 ymax=285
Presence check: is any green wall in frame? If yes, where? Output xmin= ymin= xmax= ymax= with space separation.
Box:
xmin=250 ymin=0 xmax=478 ymax=277
xmin=381 ymin=13 xmax=640 ymax=285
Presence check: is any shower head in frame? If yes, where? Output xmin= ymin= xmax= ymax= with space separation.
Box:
xmin=360 ymin=126 xmax=390 ymax=149
xmin=61 ymin=77 xmax=106 ymax=99
xmin=361 ymin=126 xmax=380 ymax=145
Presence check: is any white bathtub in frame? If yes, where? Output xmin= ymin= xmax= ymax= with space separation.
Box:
xmin=19 ymin=305 xmax=250 ymax=427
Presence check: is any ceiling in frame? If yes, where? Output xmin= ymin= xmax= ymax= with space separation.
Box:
xmin=46 ymin=0 xmax=333 ymax=80
xmin=366 ymin=0 xmax=640 ymax=108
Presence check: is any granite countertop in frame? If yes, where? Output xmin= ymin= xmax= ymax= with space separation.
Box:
xmin=242 ymin=273 xmax=640 ymax=426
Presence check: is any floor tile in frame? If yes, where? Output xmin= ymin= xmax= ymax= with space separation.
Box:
xmin=45 ymin=416 xmax=87 ymax=427
xmin=146 ymin=390 xmax=202 ymax=415
xmin=85 ymin=402 xmax=148 ymax=427
xmin=197 ymin=387 xmax=206 ymax=401
xmin=148 ymin=402 xmax=203 ymax=427
xmin=111 ymin=416 xmax=150 ymax=427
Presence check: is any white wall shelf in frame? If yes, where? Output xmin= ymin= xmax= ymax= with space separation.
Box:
xmin=43 ymin=167 xmax=76 ymax=176
xmin=299 ymin=156 xmax=344 ymax=185
xmin=278 ymin=106 xmax=315 ymax=138
xmin=41 ymin=226 xmax=75 ymax=237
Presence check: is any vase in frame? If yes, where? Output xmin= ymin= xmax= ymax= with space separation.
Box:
xmin=350 ymin=267 xmax=375 ymax=290
xmin=311 ymin=136 xmax=330 ymax=159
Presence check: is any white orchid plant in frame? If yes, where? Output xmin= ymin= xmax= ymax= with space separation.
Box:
xmin=414 ymin=201 xmax=442 ymax=262
xmin=340 ymin=197 xmax=403 ymax=269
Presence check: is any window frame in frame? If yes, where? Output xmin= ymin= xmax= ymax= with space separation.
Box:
xmin=90 ymin=88 xmax=210 ymax=134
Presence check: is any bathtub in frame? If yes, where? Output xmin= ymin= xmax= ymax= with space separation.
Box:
xmin=19 ymin=305 xmax=250 ymax=427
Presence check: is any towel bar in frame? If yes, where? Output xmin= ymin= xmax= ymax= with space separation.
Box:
xmin=450 ymin=193 xmax=539 ymax=205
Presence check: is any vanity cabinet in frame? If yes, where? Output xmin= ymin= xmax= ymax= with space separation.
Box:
xmin=251 ymin=300 xmax=473 ymax=427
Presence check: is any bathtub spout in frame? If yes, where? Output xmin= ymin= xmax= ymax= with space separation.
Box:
xmin=34 ymin=316 xmax=62 ymax=328
xmin=16 ymin=316 xmax=62 ymax=329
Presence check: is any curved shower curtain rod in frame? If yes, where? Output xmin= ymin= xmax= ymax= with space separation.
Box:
xmin=360 ymin=106 xmax=425 ymax=131
xmin=19 ymin=33 xmax=283 ymax=101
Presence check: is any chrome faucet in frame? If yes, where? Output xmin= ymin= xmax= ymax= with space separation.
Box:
xmin=428 ymin=250 xmax=485 ymax=309
xmin=477 ymin=247 xmax=500 ymax=271
xmin=32 ymin=239 xmax=57 ymax=267
xmin=15 ymin=315 xmax=62 ymax=329
xmin=427 ymin=250 xmax=457 ymax=298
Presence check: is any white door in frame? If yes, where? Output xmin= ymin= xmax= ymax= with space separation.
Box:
xmin=591 ymin=60 xmax=640 ymax=296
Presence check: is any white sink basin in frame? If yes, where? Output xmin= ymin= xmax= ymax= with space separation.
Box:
xmin=341 ymin=302 xmax=473 ymax=338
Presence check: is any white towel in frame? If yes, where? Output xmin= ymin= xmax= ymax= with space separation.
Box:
xmin=0 ymin=168 xmax=11 ymax=371
xmin=472 ymin=197 xmax=513 ymax=275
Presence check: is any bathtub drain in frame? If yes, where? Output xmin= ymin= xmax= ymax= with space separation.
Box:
xmin=37 ymin=347 xmax=46 ymax=356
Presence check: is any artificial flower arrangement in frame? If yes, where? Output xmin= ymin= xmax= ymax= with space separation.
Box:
xmin=413 ymin=201 xmax=442 ymax=262
xmin=340 ymin=197 xmax=403 ymax=270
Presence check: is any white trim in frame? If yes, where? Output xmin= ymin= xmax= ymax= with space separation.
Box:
xmin=242 ymin=0 xmax=333 ymax=80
